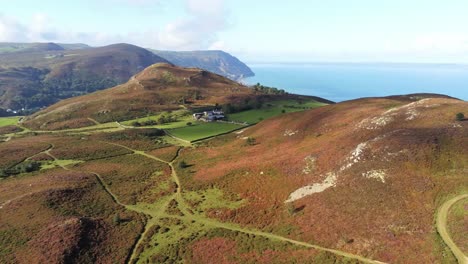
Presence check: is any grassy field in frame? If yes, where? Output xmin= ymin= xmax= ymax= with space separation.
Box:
xmin=168 ymin=122 xmax=244 ymax=142
xmin=121 ymin=110 xmax=193 ymax=129
xmin=227 ymin=99 xmax=326 ymax=124
xmin=158 ymin=99 xmax=326 ymax=142
xmin=40 ymin=159 xmax=83 ymax=170
xmin=0 ymin=117 xmax=20 ymax=127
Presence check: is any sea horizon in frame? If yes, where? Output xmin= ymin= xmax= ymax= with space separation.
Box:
xmin=244 ymin=62 xmax=468 ymax=102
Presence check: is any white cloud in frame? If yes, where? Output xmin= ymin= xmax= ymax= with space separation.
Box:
xmin=0 ymin=0 xmax=229 ymax=51
xmin=0 ymin=14 xmax=28 ymax=42
xmin=150 ymin=0 xmax=229 ymax=50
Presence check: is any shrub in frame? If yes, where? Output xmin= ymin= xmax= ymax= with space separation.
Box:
xmin=4 ymin=161 xmax=42 ymax=176
xmin=142 ymin=120 xmax=157 ymax=126
xmin=456 ymin=112 xmax=465 ymax=121
xmin=178 ymin=160 xmax=188 ymax=169
xmin=113 ymin=213 xmax=121 ymax=225
xmin=246 ymin=137 xmax=256 ymax=146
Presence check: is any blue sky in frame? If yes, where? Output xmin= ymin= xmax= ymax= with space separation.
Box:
xmin=1 ymin=0 xmax=468 ymax=62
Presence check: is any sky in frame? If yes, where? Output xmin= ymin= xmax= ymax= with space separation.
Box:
xmin=1 ymin=0 xmax=468 ymax=63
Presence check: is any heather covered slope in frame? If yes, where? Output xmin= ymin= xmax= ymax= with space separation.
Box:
xmin=23 ymin=63 xmax=255 ymax=130
xmin=178 ymin=94 xmax=468 ymax=263
xmin=0 ymin=94 xmax=466 ymax=263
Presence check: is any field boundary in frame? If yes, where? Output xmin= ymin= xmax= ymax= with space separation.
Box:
xmin=190 ymin=123 xmax=253 ymax=143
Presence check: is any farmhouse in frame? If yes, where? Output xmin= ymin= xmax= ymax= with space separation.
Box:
xmin=193 ymin=109 xmax=225 ymax=122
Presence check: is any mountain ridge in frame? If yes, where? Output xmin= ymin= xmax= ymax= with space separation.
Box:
xmin=0 ymin=42 xmax=255 ymax=113
xmin=150 ymin=49 xmax=255 ymax=80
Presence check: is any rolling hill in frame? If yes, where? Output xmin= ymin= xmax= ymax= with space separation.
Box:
xmin=177 ymin=93 xmax=467 ymax=263
xmin=23 ymin=63 xmax=323 ymax=131
xmin=0 ymin=42 xmax=255 ymax=114
xmin=0 ymin=43 xmax=169 ymax=112
xmin=22 ymin=63 xmax=251 ymax=130
xmin=0 ymin=92 xmax=466 ymax=263
xmin=0 ymin=42 xmax=89 ymax=54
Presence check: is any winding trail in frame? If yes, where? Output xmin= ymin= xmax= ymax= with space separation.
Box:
xmin=2 ymin=129 xmax=386 ymax=263
xmin=103 ymin=142 xmax=385 ymax=264
xmin=437 ymin=194 xmax=468 ymax=264
xmin=87 ymin=118 xmax=101 ymax=125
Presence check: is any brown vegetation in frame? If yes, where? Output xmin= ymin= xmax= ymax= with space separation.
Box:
xmin=178 ymin=95 xmax=468 ymax=263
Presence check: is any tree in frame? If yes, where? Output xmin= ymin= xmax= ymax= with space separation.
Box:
xmin=456 ymin=112 xmax=465 ymax=121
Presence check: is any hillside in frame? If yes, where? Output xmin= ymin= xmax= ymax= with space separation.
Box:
xmin=177 ymin=94 xmax=467 ymax=263
xmin=0 ymin=93 xmax=466 ymax=263
xmin=150 ymin=50 xmax=255 ymax=80
xmin=22 ymin=63 xmax=257 ymax=130
xmin=0 ymin=43 xmax=256 ymax=114
xmin=0 ymin=43 xmax=169 ymax=112
xmin=0 ymin=42 xmax=89 ymax=53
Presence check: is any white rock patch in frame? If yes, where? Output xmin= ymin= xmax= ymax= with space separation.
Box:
xmin=302 ymin=155 xmax=317 ymax=174
xmin=285 ymin=173 xmax=337 ymax=203
xmin=284 ymin=129 xmax=299 ymax=136
xmin=339 ymin=142 xmax=369 ymax=171
xmin=357 ymin=98 xmax=438 ymax=130
xmin=357 ymin=116 xmax=394 ymax=130
xmin=362 ymin=170 xmax=387 ymax=183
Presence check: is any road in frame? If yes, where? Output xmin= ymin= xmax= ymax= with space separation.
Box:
xmin=437 ymin=194 xmax=468 ymax=264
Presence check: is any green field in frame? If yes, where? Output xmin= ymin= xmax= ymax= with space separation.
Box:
xmin=168 ymin=122 xmax=244 ymax=142
xmin=121 ymin=110 xmax=193 ymax=129
xmin=120 ymin=99 xmax=326 ymax=143
xmin=0 ymin=117 xmax=21 ymax=127
xmin=227 ymin=99 xmax=326 ymax=124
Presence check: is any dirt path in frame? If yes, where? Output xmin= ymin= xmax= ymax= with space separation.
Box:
xmin=104 ymin=142 xmax=385 ymax=264
xmin=437 ymin=194 xmax=468 ymax=264
xmin=87 ymin=118 xmax=101 ymax=125
xmin=3 ymin=128 xmax=385 ymax=263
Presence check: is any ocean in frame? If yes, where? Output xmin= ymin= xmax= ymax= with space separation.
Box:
xmin=245 ymin=63 xmax=468 ymax=102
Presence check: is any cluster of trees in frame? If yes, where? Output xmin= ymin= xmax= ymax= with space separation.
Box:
xmin=106 ymin=129 xmax=165 ymax=141
xmin=252 ymin=83 xmax=286 ymax=95
xmin=132 ymin=120 xmax=157 ymax=127
xmin=0 ymin=161 xmax=41 ymax=177
xmin=131 ymin=114 xmax=177 ymax=127
xmin=1 ymin=66 xmax=119 ymax=112
xmin=222 ymin=97 xmax=263 ymax=114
